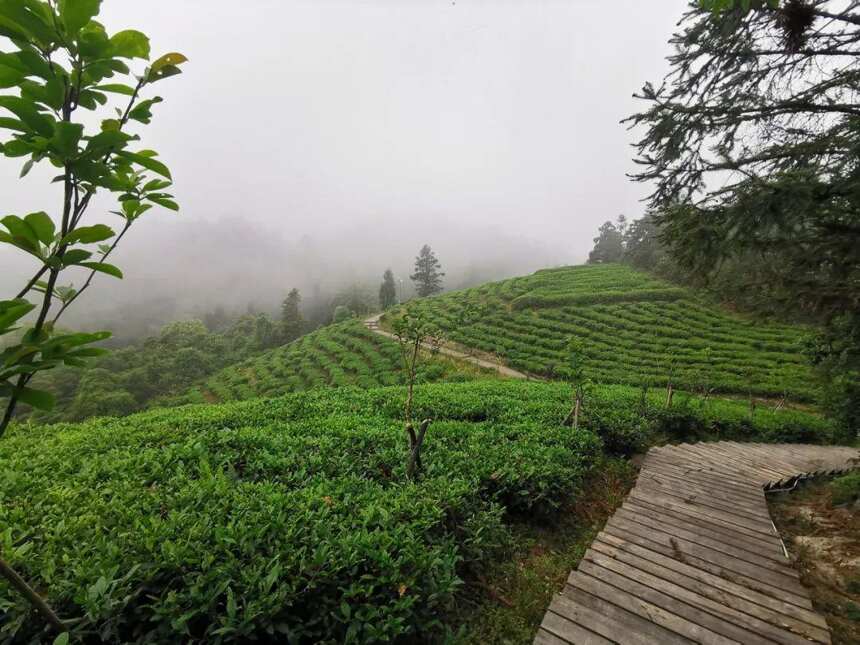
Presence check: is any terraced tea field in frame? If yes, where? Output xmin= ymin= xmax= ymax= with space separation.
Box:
xmin=185 ymin=319 xmax=486 ymax=404
xmin=390 ymin=264 xmax=816 ymax=401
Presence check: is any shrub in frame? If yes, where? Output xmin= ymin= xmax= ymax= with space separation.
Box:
xmin=0 ymin=381 xmax=601 ymax=643
xmin=831 ymin=471 xmax=860 ymax=507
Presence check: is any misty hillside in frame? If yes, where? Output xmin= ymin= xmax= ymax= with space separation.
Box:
xmin=2 ymin=1 xmax=858 ymax=643
xmin=391 ymin=263 xmax=815 ymax=400
xmin=182 ymin=319 xmax=492 ymax=404
xmin=162 ymin=263 xmax=816 ymax=409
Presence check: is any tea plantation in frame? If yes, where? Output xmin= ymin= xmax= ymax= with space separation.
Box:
xmin=182 ymin=319 xmax=486 ymax=405
xmin=0 ymin=380 xmax=836 ymax=643
xmin=392 ymin=263 xmax=816 ymax=401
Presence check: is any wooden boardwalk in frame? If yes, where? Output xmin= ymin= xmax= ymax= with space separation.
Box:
xmin=536 ymin=441 xmax=860 ymax=645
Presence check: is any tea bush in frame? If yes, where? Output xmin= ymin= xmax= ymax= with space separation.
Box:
xmin=181 ymin=319 xmax=485 ymax=406
xmin=0 ymin=381 xmax=604 ymax=643
xmin=0 ymin=380 xmax=837 ymax=642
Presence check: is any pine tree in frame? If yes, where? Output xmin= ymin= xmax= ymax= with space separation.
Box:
xmin=280 ymin=288 xmax=304 ymax=344
xmin=587 ymin=215 xmax=626 ymax=264
xmin=379 ymin=269 xmax=397 ymax=309
xmin=410 ymin=245 xmax=445 ymax=297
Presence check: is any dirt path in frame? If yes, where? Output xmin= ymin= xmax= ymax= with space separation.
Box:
xmin=364 ymin=313 xmax=532 ymax=380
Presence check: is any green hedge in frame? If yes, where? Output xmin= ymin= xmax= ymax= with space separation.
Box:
xmin=510 ymin=287 xmax=688 ymax=311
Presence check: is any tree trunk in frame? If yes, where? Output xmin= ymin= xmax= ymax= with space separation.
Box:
xmin=0 ymin=556 xmax=66 ymax=634
xmin=563 ymin=391 xmax=583 ymax=429
xmin=407 ymin=419 xmax=431 ymax=479
xmin=665 ymin=383 xmax=674 ymax=408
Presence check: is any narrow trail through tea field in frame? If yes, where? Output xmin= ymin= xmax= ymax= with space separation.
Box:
xmin=364 ymin=313 xmax=532 ymax=379
xmin=534 ymin=441 xmax=860 ymax=645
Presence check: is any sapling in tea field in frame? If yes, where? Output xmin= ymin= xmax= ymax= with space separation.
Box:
xmin=562 ymin=336 xmax=589 ymax=429
xmin=0 ymin=0 xmax=185 ymax=635
xmin=391 ymin=310 xmax=443 ymax=478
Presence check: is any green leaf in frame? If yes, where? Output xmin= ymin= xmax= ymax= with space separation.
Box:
xmin=0 ymin=96 xmax=54 ymax=137
xmin=147 ymin=195 xmax=179 ymax=211
xmin=61 ymin=248 xmax=92 ymax=265
xmin=77 ymin=89 xmax=107 ymax=110
xmin=110 ymin=29 xmax=150 ymax=59
xmin=59 ymin=0 xmax=102 ymax=34
xmin=1 ymin=215 xmax=40 ymax=250
xmin=147 ymin=52 xmax=187 ymax=83
xmin=51 ymin=121 xmax=84 ymax=158
xmin=0 ymin=117 xmax=27 ymax=132
xmin=19 ymin=158 xmax=34 ymax=178
xmin=117 ymin=150 xmax=171 ymax=179
xmin=143 ymin=178 xmax=171 ymax=191
xmin=61 ymin=224 xmax=115 ymax=245
xmin=126 ymin=96 xmax=162 ymax=124
xmin=13 ymin=49 xmax=54 ymax=80
xmin=85 ymin=128 xmax=132 ymax=155
xmin=95 ymin=83 xmax=135 ymax=96
xmin=0 ymin=299 xmax=36 ymax=333
xmin=0 ymin=2 xmax=54 ymax=45
xmin=15 ymin=385 xmax=55 ymax=411
xmin=78 ymin=20 xmax=111 ymax=59
xmin=0 ymin=63 xmax=23 ymax=89
xmin=0 ymin=14 xmax=32 ymax=41
xmin=147 ymin=65 xmax=182 ymax=83
xmin=151 ymin=52 xmax=187 ymax=73
xmin=80 ymin=261 xmax=122 ymax=278
xmin=2 ymin=139 xmax=35 ymax=157
xmin=52 ymin=632 xmax=69 ymax=645
xmin=24 ymin=212 xmax=55 ymax=245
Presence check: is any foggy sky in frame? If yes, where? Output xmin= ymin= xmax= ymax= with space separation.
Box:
xmin=1 ymin=0 xmax=689 ymax=328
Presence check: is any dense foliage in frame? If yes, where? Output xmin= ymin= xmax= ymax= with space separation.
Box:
xmin=627 ymin=0 xmax=859 ymax=320
xmin=626 ymin=0 xmax=860 ymax=433
xmin=0 ymin=379 xmax=835 ymax=643
xmin=0 ymin=0 xmax=186 ymax=434
xmin=21 ymin=314 xmax=286 ymax=424
xmin=182 ymin=319 xmax=485 ymax=406
xmin=392 ymin=264 xmax=816 ymax=401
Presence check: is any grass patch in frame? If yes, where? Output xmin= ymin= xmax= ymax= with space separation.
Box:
xmin=451 ymin=459 xmax=637 ymax=643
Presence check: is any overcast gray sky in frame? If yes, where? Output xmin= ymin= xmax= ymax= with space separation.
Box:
xmin=1 ymin=0 xmax=689 ymax=327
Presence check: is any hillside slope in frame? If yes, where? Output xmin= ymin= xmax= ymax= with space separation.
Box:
xmin=390 ymin=264 xmax=815 ymax=401
xmin=182 ymin=319 xmax=489 ymax=404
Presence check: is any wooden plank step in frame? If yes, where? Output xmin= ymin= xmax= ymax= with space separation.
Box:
xmin=533 ymin=441 xmax=860 ymax=644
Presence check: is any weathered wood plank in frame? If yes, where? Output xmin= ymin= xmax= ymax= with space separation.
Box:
xmin=591 ymin=536 xmax=830 ymax=636
xmin=550 ymin=587 xmax=693 ymax=645
xmin=534 ymin=628 xmax=571 ymax=645
xmin=627 ymin=488 xmax=777 ymax=537
xmin=567 ymin=572 xmax=735 ymax=644
xmin=582 ymin=549 xmax=823 ymax=644
xmin=622 ymin=499 xmax=783 ymax=557
xmin=532 ymin=442 xmax=860 ymax=644
xmin=539 ymin=610 xmax=612 ymax=645
xmin=613 ymin=506 xmax=794 ymax=569
xmin=601 ymin=523 xmax=814 ymax=610
xmin=604 ymin=515 xmax=806 ymax=594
